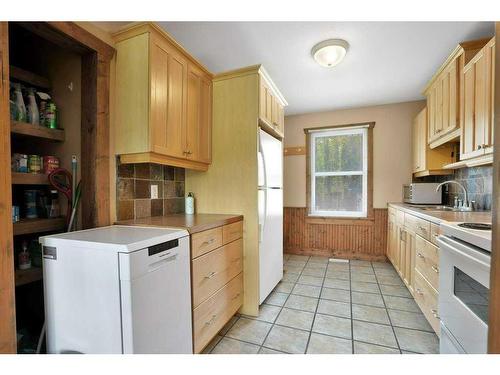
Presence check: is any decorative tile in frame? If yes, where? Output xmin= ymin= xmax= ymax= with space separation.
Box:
xmin=394 ymin=327 xmax=439 ymax=354
xmin=151 ymin=199 xmax=164 ymax=217
xmin=352 ymin=304 xmax=390 ymax=325
xmin=150 ymin=164 xmax=163 ymax=181
xmin=117 ymin=178 xmax=134 ymax=200
xmin=226 ymin=317 xmax=272 ymax=345
xmin=263 ymin=325 xmax=309 ymax=354
xmin=134 ymin=199 xmax=151 ymax=219
xmin=174 ymin=167 xmax=185 ymax=181
xmin=317 ymin=299 xmax=351 ymax=319
xmin=276 ymin=308 xmax=315 ymax=331
xmin=312 ymin=314 xmax=352 ymax=339
xmin=211 ymin=337 xmax=260 ymax=354
xmin=353 ymin=341 xmax=400 ymax=354
xmin=297 ymin=275 xmax=323 ymax=287
xmin=285 ymin=295 xmax=318 ymax=312
xmin=164 ymin=166 xmax=175 ymax=180
xmin=134 ymin=164 xmax=150 ymax=179
xmin=351 ymin=291 xmax=385 ymax=307
xmin=117 ymin=199 xmax=134 ymax=221
xmin=292 ymin=284 xmax=321 ymax=298
xmin=383 ymin=295 xmax=420 ymax=313
xmin=321 ymin=287 xmax=351 ymax=303
xmin=164 ymin=198 xmax=184 ymax=214
xmin=135 ymin=179 xmax=151 ymax=199
xmin=306 ymin=333 xmax=352 ymax=354
xmin=117 ymin=163 xmax=134 ymax=178
xmin=175 ymin=181 xmax=185 ymax=197
xmin=323 ymin=278 xmax=350 ymax=290
xmin=164 ymin=180 xmax=177 ymax=198
xmin=387 ymin=309 xmax=434 ymax=332
xmin=353 ymin=320 xmax=398 ymax=348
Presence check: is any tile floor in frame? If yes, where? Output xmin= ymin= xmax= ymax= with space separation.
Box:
xmin=205 ymin=254 xmax=439 ymax=354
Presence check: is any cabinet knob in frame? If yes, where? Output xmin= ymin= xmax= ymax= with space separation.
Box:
xmin=477 ymin=145 xmax=482 ymax=150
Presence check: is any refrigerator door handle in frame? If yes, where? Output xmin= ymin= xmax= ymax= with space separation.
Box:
xmin=258 ymin=188 xmax=267 ymax=243
xmin=258 ymin=133 xmax=267 ymax=188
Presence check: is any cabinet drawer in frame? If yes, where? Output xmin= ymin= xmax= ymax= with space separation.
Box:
xmin=191 ymin=227 xmax=223 ymax=259
xmin=430 ymin=223 xmax=440 ymax=246
xmin=414 ymin=270 xmax=440 ymax=335
xmin=405 ymin=214 xmax=431 ymax=241
xmin=193 ymin=273 xmax=243 ymax=353
xmin=192 ymin=238 xmax=243 ymax=307
xmin=415 ymin=236 xmax=440 ymax=291
xmin=223 ymin=221 xmax=243 ymax=245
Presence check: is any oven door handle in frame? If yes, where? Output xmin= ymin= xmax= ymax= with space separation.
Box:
xmin=436 ymin=235 xmax=491 ymax=268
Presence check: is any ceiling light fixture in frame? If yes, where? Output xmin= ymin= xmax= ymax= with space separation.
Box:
xmin=311 ymin=39 xmax=349 ymax=68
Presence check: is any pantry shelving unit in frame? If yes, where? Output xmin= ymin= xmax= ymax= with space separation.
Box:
xmin=13 ymin=217 xmax=67 ymax=236
xmin=15 ymin=268 xmax=43 ymax=287
xmin=11 ymin=120 xmax=65 ymax=142
xmin=11 ymin=172 xmax=50 ymax=185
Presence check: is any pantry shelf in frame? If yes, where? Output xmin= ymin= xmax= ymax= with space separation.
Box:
xmin=15 ymin=267 xmax=43 ymax=287
xmin=9 ymin=65 xmax=51 ymax=90
xmin=11 ymin=120 xmax=65 ymax=142
xmin=11 ymin=172 xmax=50 ymax=185
xmin=13 ymin=217 xmax=66 ymax=236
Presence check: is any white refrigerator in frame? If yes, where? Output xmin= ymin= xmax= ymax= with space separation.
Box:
xmin=258 ymin=129 xmax=284 ymax=304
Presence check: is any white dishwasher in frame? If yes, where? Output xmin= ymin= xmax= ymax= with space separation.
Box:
xmin=40 ymin=225 xmax=192 ymax=354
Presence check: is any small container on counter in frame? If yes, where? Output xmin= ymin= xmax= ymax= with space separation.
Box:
xmin=43 ymin=156 xmax=59 ymax=174
xmin=185 ymin=192 xmax=195 ymax=215
xmin=24 ymin=190 xmax=38 ymax=219
xmin=28 ymin=155 xmax=42 ymax=174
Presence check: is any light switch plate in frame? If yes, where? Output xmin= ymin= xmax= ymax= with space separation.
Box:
xmin=151 ymin=184 xmax=159 ymax=199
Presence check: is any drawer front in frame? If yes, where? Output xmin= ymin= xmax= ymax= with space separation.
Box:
xmin=415 ymin=236 xmax=440 ymax=290
xmin=192 ymin=238 xmax=243 ymax=308
xmin=414 ymin=270 xmax=440 ymax=335
xmin=223 ymin=221 xmax=243 ymax=245
xmin=193 ymin=273 xmax=243 ymax=353
xmin=430 ymin=223 xmax=440 ymax=246
xmin=191 ymin=227 xmax=223 ymax=259
xmin=405 ymin=214 xmax=431 ymax=241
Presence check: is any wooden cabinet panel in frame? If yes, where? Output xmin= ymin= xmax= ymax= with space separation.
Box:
xmin=430 ymin=223 xmax=440 ymax=246
xmin=222 ymin=221 xmax=243 ymax=245
xmin=405 ymin=213 xmax=431 ymax=241
xmin=192 ymin=239 xmax=243 ymax=308
xmin=259 ymin=75 xmax=284 ymax=138
xmin=191 ymin=227 xmax=223 ymax=259
xmin=415 ymin=235 xmax=440 ymax=291
xmin=414 ymin=270 xmax=440 ymax=335
xmin=193 ymin=273 xmax=243 ymax=353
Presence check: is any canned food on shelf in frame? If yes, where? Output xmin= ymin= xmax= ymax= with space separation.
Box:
xmin=43 ymin=156 xmax=60 ymax=174
xmin=28 ymin=155 xmax=42 ymax=174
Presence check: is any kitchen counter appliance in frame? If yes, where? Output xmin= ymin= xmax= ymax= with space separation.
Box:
xmin=40 ymin=225 xmax=192 ymax=354
xmin=403 ymin=183 xmax=442 ymax=204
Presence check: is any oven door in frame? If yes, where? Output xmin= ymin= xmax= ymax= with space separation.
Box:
xmin=437 ymin=235 xmax=490 ymax=354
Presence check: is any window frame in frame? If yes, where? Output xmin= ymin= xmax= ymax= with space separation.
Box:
xmin=305 ymin=122 xmax=375 ymax=221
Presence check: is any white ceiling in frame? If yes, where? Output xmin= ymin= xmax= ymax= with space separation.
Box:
xmin=98 ymin=22 xmax=495 ymax=115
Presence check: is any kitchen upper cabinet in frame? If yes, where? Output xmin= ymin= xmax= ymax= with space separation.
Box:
xmin=461 ymin=37 xmax=495 ymax=161
xmin=259 ymin=75 xmax=285 ymax=139
xmin=412 ymin=107 xmax=454 ymax=177
xmin=114 ymin=23 xmax=213 ymax=171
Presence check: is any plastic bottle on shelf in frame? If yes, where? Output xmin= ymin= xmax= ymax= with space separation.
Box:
xmin=18 ymin=241 xmax=32 ymax=270
xmin=13 ymin=83 xmax=26 ymax=122
xmin=26 ymin=88 xmax=40 ymax=125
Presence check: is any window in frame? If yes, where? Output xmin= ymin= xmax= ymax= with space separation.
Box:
xmin=308 ymin=124 xmax=373 ymax=218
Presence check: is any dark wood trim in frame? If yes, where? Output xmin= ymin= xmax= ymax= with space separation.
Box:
xmin=0 ymin=22 xmax=16 ymax=354
xmin=488 ymin=23 xmax=500 ymax=354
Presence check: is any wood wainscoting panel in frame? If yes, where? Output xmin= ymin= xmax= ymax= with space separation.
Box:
xmin=284 ymin=207 xmax=388 ymax=261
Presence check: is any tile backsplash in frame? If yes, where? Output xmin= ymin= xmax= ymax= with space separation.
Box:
xmin=414 ymin=165 xmax=493 ymax=210
xmin=116 ymin=162 xmax=185 ymax=221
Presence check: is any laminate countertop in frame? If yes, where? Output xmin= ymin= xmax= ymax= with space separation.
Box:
xmin=116 ymin=213 xmax=244 ymax=234
xmin=388 ymin=203 xmax=492 ymax=225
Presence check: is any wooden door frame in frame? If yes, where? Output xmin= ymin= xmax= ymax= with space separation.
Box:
xmin=0 ymin=21 xmax=114 ymax=353
xmin=488 ymin=22 xmax=500 ymax=353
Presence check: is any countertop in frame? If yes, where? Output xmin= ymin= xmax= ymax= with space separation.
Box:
xmin=116 ymin=213 xmax=244 ymax=234
xmin=388 ymin=203 xmax=492 ymax=225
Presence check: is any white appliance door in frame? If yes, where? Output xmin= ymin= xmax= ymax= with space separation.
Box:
xmin=437 ymin=235 xmax=490 ymax=354
xmin=259 ymin=188 xmax=283 ymax=304
xmin=259 ymin=129 xmax=282 ymax=188
xmin=119 ymin=237 xmax=193 ymax=353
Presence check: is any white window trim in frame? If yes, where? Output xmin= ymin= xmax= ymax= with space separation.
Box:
xmin=310 ymin=127 xmax=368 ymax=218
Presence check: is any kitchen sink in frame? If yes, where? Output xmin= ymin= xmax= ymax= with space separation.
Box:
xmin=420 ymin=205 xmax=457 ymax=211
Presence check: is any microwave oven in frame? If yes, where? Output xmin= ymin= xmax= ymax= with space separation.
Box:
xmin=403 ymin=183 xmax=442 ymax=204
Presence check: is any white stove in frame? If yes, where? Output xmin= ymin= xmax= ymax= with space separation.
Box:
xmin=440 ymin=221 xmax=492 ymax=252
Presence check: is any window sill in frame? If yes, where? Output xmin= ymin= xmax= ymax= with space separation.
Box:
xmin=305 ymin=214 xmax=375 ymax=226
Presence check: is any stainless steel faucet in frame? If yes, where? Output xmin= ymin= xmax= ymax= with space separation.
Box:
xmin=436 ymin=181 xmax=472 ymax=211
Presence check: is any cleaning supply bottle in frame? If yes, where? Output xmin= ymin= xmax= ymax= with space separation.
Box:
xmin=186 ymin=192 xmax=195 ymax=214
xmin=26 ymin=88 xmax=40 ymax=125
xmin=18 ymin=240 xmax=32 ymax=270
xmin=13 ymin=83 xmax=26 ymax=122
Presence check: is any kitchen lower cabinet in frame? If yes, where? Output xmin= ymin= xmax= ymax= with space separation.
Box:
xmin=386 ymin=205 xmax=440 ymax=336
xmin=190 ymin=219 xmax=244 ymax=353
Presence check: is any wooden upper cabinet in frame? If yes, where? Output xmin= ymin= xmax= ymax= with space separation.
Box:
xmin=114 ymin=23 xmax=213 ymax=171
xmin=259 ymin=75 xmax=285 ymax=139
xmin=461 ymin=37 xmax=495 ymax=161
xmin=412 ymin=107 xmax=454 ymax=177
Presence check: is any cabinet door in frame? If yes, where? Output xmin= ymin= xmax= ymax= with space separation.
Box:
xmin=405 ymin=230 xmax=416 ymax=293
xmin=484 ymin=38 xmax=495 ymax=154
xmin=150 ymin=37 xmax=187 ymax=159
xmin=442 ymin=60 xmax=458 ymax=135
xmin=186 ymin=64 xmax=212 ymax=163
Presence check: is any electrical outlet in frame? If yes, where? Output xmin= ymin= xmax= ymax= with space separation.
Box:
xmin=151 ymin=184 xmax=159 ymax=199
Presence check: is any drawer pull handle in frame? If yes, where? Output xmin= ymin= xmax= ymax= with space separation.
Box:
xmin=205 ymin=271 xmax=217 ymax=279
xmin=231 ymin=293 xmax=241 ymax=301
xmin=416 ymin=288 xmax=424 ymax=296
xmin=205 ymin=314 xmax=217 ymax=326
xmin=202 ymin=238 xmax=215 ymax=246
xmin=431 ymin=265 xmax=439 ymax=274
xmin=418 ymin=226 xmax=427 ymax=232
xmin=431 ymin=309 xmax=440 ymax=320
xmin=417 ymin=252 xmax=424 ymax=259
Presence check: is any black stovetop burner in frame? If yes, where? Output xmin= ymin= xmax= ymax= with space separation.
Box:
xmin=458 ymin=223 xmax=492 ymax=231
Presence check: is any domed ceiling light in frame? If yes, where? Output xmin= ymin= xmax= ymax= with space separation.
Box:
xmin=311 ymin=39 xmax=349 ymax=68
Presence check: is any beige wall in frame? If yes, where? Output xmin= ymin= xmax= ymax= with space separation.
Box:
xmin=284 ymin=100 xmax=425 ymax=208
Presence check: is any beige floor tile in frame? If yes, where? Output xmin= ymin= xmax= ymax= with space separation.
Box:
xmin=394 ymin=327 xmax=439 ymax=354
xmin=304 ymin=262 xmax=327 ymax=270
xmin=263 ymin=325 xmax=310 ymax=354
xmin=372 ymin=261 xmax=394 ymax=269
xmin=353 ymin=320 xmax=398 ymax=348
xmin=265 ymin=291 xmax=289 ymax=307
xmin=259 ymin=347 xmax=285 ymax=354
xmin=276 ymin=308 xmax=315 ymax=331
xmin=285 ymin=260 xmax=307 ymax=268
xmin=244 ymin=304 xmax=281 ymax=323
xmin=328 ymin=264 xmax=350 ymax=273
xmin=351 ymin=273 xmax=377 ymax=283
xmin=382 ymin=295 xmax=420 ymax=313
xmin=288 ymin=255 xmax=310 ymax=262
xmin=301 ymin=267 xmax=326 ymax=277
xmin=353 ymin=341 xmax=400 ymax=354
xmin=325 ymin=270 xmax=350 ymax=281
xmin=350 ymin=260 xmax=372 ymax=267
xmin=275 ymin=281 xmax=295 ymax=293
xmin=380 ymin=284 xmax=412 ymax=298
xmin=321 ymin=287 xmax=351 ymax=303
xmin=352 ymin=304 xmax=390 ymax=325
xmin=317 ymin=299 xmax=351 ymax=318
xmin=308 ymin=256 xmax=330 ymax=264
xmin=283 ymin=265 xmax=304 ymax=275
xmin=292 ymin=283 xmax=321 ymax=298
xmin=218 ymin=315 xmax=239 ymax=335
xmin=297 ymin=275 xmax=324 ymax=286
xmin=282 ymin=272 xmax=300 ymax=283
xmin=351 ymin=281 xmax=380 ymax=294
xmin=312 ymin=314 xmax=352 ymax=339
xmin=350 ymin=266 xmax=375 ymax=275
xmin=226 ymin=317 xmax=272 ymax=345
xmin=285 ymin=294 xmax=319 ymax=312
xmin=211 ymin=337 xmax=260 ymax=354
xmin=306 ymin=333 xmax=353 ymax=354
xmin=388 ymin=309 xmax=434 ymax=332
xmin=351 ymin=291 xmax=385 ymax=307
xmin=374 ymin=268 xmax=399 ymax=277
xmin=377 ymin=275 xmax=405 ymax=286
xmin=323 ymin=278 xmax=350 ymax=290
